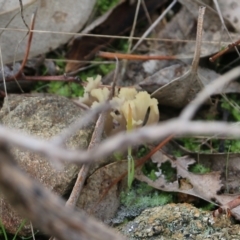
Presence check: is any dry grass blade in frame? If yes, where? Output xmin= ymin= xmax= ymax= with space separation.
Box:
xmin=18 ymin=0 xmax=30 ymax=30
xmin=131 ymin=0 xmax=177 ymax=52
xmin=191 ymin=6 xmax=205 ymax=72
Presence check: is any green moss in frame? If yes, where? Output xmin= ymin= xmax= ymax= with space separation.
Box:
xmin=141 ymin=161 xmax=158 ymax=181
xmin=47 ymin=82 xmax=84 ymax=97
xmin=181 ymin=138 xmax=201 ymax=152
xmin=179 ymin=94 xmax=240 ymax=153
xmin=113 ymin=152 xmax=124 ymax=161
xmin=172 ymin=150 xmax=183 ymax=157
xmin=221 ymin=94 xmax=240 ymax=121
xmin=114 ymin=165 xmax=174 ymax=224
xmin=189 ymin=163 xmax=210 ymax=174
xmin=97 ymin=59 xmax=115 ymax=75
xmin=96 ymin=0 xmax=120 ymax=15
xmin=136 ymin=145 xmax=149 ymax=158
xmin=120 ymin=182 xmax=173 ymax=208
xmin=200 ymin=202 xmax=215 ymax=211
xmin=180 ymin=136 xmax=240 ymax=154
xmin=159 ymin=161 xmax=177 ymax=182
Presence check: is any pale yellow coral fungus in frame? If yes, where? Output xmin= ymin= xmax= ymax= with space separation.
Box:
xmin=120 ymin=91 xmax=159 ymax=128
xmin=91 ymin=87 xmax=110 ymax=107
xmin=117 ymin=88 xmax=138 ymax=101
xmin=80 ymin=75 xmax=110 ymax=107
xmin=79 ymin=75 xmax=159 ymax=135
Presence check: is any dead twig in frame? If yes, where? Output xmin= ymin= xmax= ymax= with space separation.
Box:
xmin=65 ymin=58 xmax=119 ymax=207
xmin=0 ymin=66 xmax=239 ymax=164
xmin=18 ymin=0 xmax=30 ymax=30
xmin=13 ymin=9 xmax=37 ymax=80
xmin=98 ymin=51 xmax=177 ymax=60
xmin=2 ymin=121 xmax=240 ymax=165
xmin=210 ymin=38 xmax=240 ymax=62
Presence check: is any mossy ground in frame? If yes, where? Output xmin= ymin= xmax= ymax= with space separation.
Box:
xmin=180 ymin=94 xmax=240 ymax=154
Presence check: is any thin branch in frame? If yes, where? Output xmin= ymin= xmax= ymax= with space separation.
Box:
xmin=191 ymin=6 xmax=205 ymax=73
xmin=213 ymin=196 xmax=240 ymax=218
xmin=2 ymin=120 xmax=240 ymax=165
xmin=0 ymin=66 xmax=239 ymax=164
xmin=14 ymin=10 xmax=37 ymax=79
xmin=210 ymin=38 xmax=240 ymax=62
xmin=98 ymin=51 xmax=177 ymax=60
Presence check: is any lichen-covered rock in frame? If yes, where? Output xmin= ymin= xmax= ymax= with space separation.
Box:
xmin=117 ymin=203 xmax=240 ymax=240
xmin=0 ymin=94 xmax=94 ymax=235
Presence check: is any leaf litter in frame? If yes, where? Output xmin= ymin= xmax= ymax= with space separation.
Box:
xmin=3 ymin=0 xmax=240 ymax=230
xmin=76 ymin=1 xmax=240 ymax=221
xmin=135 ymin=150 xmax=240 ymax=219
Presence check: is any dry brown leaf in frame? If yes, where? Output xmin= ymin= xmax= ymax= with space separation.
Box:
xmin=150 ymin=69 xmax=209 ymax=108
xmin=136 ymin=155 xmax=222 ymax=203
xmin=136 ymin=152 xmax=240 ymax=219
xmin=140 ymin=64 xmax=240 ymax=97
xmin=186 ymin=152 xmax=240 ymax=195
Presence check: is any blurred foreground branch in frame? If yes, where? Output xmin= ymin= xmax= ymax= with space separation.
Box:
xmin=0 ymin=143 xmax=124 ymax=240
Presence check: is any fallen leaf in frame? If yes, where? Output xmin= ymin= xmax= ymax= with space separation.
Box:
xmin=135 ymin=154 xmax=238 ymax=207
xmin=140 ymin=64 xmax=240 ymax=97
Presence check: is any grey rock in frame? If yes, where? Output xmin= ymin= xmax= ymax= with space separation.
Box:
xmin=0 ymin=94 xmax=94 ymax=235
xmin=118 ymin=203 xmax=240 ymax=240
